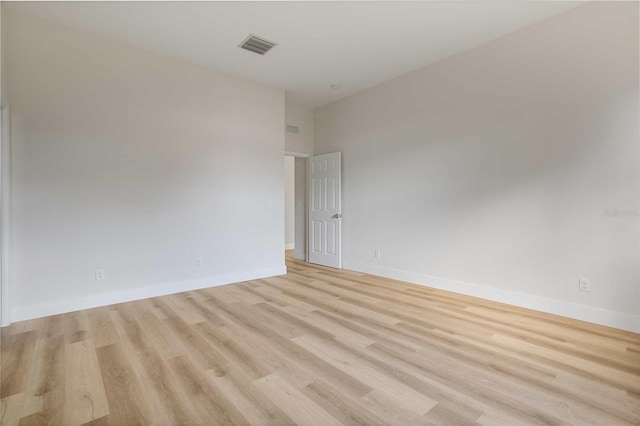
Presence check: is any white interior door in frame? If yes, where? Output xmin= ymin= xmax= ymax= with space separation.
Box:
xmin=308 ymin=152 xmax=341 ymax=268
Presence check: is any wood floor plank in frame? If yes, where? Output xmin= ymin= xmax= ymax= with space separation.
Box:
xmin=63 ymin=340 xmax=109 ymax=425
xmin=166 ymin=355 xmax=248 ymax=426
xmin=367 ymin=339 xmax=568 ymax=425
xmin=208 ymin=296 xmax=373 ymax=398
xmin=254 ymin=373 xmax=342 ymax=426
xmin=95 ymin=343 xmax=150 ymax=425
xmin=17 ymin=407 xmax=57 ymax=426
xmin=292 ymin=334 xmax=438 ymax=416
xmin=300 ymin=380 xmax=388 ymax=426
xmin=20 ymin=335 xmax=65 ymax=420
xmin=87 ymin=308 xmax=119 ymax=349
xmin=181 ymin=291 xmax=227 ymax=327
xmin=36 ymin=315 xmax=65 ymax=340
xmin=163 ymin=293 xmax=208 ymax=325
xmin=358 ymin=389 xmax=432 ymax=425
xmin=193 ymin=321 xmax=272 ymax=380
xmin=110 ymin=305 xmax=203 ymax=425
xmin=1 ymin=251 xmax=638 ymax=425
xmin=64 ymin=311 xmax=91 ymax=344
xmin=164 ymin=315 xmax=228 ymax=374
xmin=552 ymin=372 xmax=640 ymax=421
xmin=207 ymin=364 xmax=296 ymax=426
xmin=132 ymin=301 xmax=184 ymax=360
xmin=423 ymin=400 xmax=482 ymax=425
xmin=0 ymin=393 xmax=25 ymax=425
xmin=1 ymin=331 xmax=38 ymax=398
xmin=492 ymin=332 xmax=640 ymax=393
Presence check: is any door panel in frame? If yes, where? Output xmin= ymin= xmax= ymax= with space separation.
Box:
xmin=308 ymin=152 xmax=341 ymax=268
xmin=326 ymin=222 xmax=336 ymax=255
xmin=326 ymin=178 xmax=336 ymax=210
xmin=312 ymin=178 xmax=322 ymax=210
xmin=312 ymin=220 xmax=322 ymax=253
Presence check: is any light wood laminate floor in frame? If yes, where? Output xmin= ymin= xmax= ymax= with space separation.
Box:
xmin=2 ymin=252 xmax=639 ymax=425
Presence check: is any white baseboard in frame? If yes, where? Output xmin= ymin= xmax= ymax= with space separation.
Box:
xmin=10 ymin=265 xmax=287 ymax=323
xmin=344 ymin=260 xmax=640 ymax=334
xmin=293 ymin=250 xmax=306 ymax=261
xmin=285 ymin=243 xmax=295 ymax=250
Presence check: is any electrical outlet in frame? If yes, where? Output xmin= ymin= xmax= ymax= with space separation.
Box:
xmin=578 ymin=277 xmax=591 ymax=292
xmin=196 ymin=258 xmax=203 ymax=268
xmin=374 ymin=249 xmax=381 ymax=259
xmin=95 ymin=268 xmax=106 ymax=281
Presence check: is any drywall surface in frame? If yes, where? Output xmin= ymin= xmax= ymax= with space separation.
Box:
xmin=6 ymin=10 xmax=286 ymax=321
xmin=315 ymin=2 xmax=640 ymax=331
xmin=285 ymin=99 xmax=314 ymax=155
xmin=284 ymin=155 xmax=295 ymax=249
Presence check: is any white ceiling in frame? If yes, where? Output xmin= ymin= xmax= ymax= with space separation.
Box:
xmin=6 ymin=1 xmax=582 ymax=108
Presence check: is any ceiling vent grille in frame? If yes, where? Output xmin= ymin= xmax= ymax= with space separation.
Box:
xmin=239 ymin=34 xmax=277 ymax=55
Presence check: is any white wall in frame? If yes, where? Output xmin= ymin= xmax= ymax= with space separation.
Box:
xmin=315 ymin=2 xmax=640 ymax=332
xmin=6 ymin=10 xmax=286 ymax=322
xmin=285 ymin=99 xmax=314 ymax=155
xmin=284 ymin=156 xmax=295 ymax=249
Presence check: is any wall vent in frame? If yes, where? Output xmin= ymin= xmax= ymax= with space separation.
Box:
xmin=286 ymin=124 xmax=300 ymax=134
xmin=239 ymin=34 xmax=278 ymax=55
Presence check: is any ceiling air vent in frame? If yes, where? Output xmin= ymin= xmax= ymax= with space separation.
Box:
xmin=286 ymin=124 xmax=299 ymax=134
xmin=239 ymin=34 xmax=278 ymax=55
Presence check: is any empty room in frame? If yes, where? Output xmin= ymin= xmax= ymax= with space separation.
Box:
xmin=1 ymin=1 xmax=638 ymax=425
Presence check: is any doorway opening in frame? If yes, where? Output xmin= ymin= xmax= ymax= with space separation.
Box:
xmin=284 ymin=153 xmax=308 ymax=261
xmin=284 ymin=155 xmax=295 ymax=253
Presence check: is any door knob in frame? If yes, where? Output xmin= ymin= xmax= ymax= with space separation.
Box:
xmin=332 ymin=214 xmax=341 ymax=219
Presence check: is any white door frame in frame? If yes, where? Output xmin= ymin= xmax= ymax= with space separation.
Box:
xmin=284 ymin=151 xmax=310 ymax=158
xmin=1 ymin=107 xmax=11 ymax=327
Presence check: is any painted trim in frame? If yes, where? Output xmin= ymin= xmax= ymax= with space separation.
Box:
xmin=293 ymin=250 xmax=306 ymax=261
xmin=285 ymin=243 xmax=295 ymax=250
xmin=11 ymin=265 xmax=287 ymax=323
xmin=285 ymin=150 xmax=311 ymax=158
xmin=344 ymin=260 xmax=640 ymax=334
xmin=0 ymin=107 xmax=10 ymax=327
